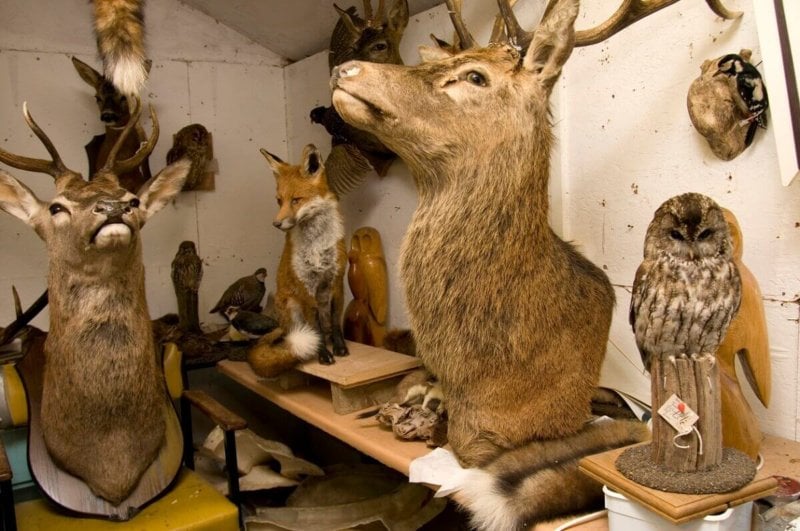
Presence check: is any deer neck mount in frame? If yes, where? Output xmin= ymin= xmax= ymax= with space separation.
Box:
xmin=72 ymin=56 xmax=153 ymax=194
xmin=329 ymin=0 xmax=410 ymax=71
xmin=0 ymin=99 xmax=190 ymax=507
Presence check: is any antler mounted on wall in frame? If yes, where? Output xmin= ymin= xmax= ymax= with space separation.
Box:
xmin=574 ymin=0 xmax=742 ymax=46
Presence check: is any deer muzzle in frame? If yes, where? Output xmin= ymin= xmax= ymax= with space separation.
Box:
xmin=91 ymin=200 xmax=134 ymax=247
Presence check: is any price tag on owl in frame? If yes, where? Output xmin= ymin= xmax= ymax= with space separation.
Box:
xmin=657 ymin=394 xmax=699 ymax=434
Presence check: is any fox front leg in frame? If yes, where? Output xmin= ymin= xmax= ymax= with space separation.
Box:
xmin=314 ymin=309 xmax=335 ymax=365
xmin=330 ymin=293 xmax=348 ymax=357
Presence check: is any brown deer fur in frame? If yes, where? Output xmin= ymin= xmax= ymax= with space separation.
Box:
xmin=333 ymin=6 xmax=616 ymax=468
xmin=0 ymin=103 xmax=189 ymax=504
xmin=330 ymin=3 xmax=651 ymax=525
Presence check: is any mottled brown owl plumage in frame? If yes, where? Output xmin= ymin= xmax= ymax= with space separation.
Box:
xmin=171 ymin=240 xmax=203 ymax=333
xmin=630 ymin=193 xmax=742 ymax=372
xmin=166 ymin=123 xmax=212 ymax=191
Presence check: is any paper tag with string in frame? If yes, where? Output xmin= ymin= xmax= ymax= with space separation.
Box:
xmin=657 ymin=394 xmax=699 ymax=434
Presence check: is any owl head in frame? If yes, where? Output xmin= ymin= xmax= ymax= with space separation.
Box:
xmin=644 ymin=193 xmax=732 ymax=261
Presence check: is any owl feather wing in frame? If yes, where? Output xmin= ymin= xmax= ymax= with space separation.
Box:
xmin=630 ymin=261 xmax=654 ymax=370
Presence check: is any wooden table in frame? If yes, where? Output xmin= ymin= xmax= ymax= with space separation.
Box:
xmin=218 ymin=357 xmax=800 ymax=530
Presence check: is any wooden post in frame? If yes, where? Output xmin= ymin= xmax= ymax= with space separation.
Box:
xmin=651 ymin=354 xmax=722 ymax=472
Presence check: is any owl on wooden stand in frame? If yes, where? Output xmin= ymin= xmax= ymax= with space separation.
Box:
xmin=618 ymin=192 xmax=755 ymax=494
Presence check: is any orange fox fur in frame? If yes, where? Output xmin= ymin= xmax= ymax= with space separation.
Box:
xmin=247 ymin=145 xmax=349 ymax=377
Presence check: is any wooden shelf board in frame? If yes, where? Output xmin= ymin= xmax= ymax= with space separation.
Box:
xmin=294 ymin=341 xmax=421 ymax=389
xmin=217 ymin=360 xmax=430 ymax=475
xmin=579 ymin=442 xmax=778 ymax=524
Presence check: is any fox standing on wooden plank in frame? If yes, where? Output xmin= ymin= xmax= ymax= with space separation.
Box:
xmin=247 ymin=146 xmax=349 ymax=377
xmin=92 ymin=0 xmax=148 ymax=95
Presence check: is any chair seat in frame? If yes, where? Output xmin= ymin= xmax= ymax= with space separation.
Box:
xmin=14 ymin=469 xmax=238 ymax=531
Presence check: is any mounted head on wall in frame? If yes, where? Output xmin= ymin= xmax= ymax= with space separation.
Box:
xmin=329 ymin=0 xmax=410 ymax=71
xmin=0 ymin=99 xmax=189 ymax=506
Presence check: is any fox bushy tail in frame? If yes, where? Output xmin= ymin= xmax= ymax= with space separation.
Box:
xmin=247 ymin=325 xmax=320 ymax=378
xmin=92 ymin=0 xmax=147 ymax=95
xmin=457 ymin=419 xmax=650 ymax=530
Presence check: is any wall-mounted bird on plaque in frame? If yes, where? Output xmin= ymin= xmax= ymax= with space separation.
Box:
xmin=688 ymin=49 xmax=769 ymax=161
xmin=166 ymin=123 xmax=216 ymax=191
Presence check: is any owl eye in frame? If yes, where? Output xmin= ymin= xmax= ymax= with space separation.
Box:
xmin=697 ymin=229 xmax=713 ymax=240
xmin=670 ymin=230 xmax=684 ymax=241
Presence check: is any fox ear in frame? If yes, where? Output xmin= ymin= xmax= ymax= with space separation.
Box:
xmin=301 ymin=144 xmax=324 ymax=178
xmin=260 ymin=148 xmax=285 ymax=175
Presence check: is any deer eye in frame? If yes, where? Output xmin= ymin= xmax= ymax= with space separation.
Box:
xmin=49 ymin=203 xmax=67 ymax=216
xmin=129 ymin=198 xmax=140 ymax=208
xmin=670 ymin=230 xmax=684 ymax=241
xmin=697 ymin=229 xmax=713 ymax=240
xmin=466 ymin=71 xmax=487 ymax=86
xmin=371 ymin=41 xmax=388 ymax=52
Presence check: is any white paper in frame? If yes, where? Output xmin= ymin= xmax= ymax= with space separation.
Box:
xmin=408 ymin=447 xmax=474 ymax=497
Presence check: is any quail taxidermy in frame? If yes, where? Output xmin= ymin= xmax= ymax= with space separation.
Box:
xmin=210 ymin=268 xmax=267 ymax=317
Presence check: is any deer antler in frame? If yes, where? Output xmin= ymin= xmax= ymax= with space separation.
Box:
xmin=574 ymin=0 xmax=742 ymax=47
xmin=99 ymin=96 xmax=159 ymax=178
xmin=0 ymin=287 xmax=48 ymax=349
xmin=444 ymin=0 xmax=478 ymax=50
xmin=0 ymin=103 xmax=80 ymax=188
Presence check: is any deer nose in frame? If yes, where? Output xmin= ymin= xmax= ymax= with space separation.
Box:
xmin=100 ymin=111 xmax=119 ymax=123
xmin=331 ymin=61 xmax=362 ymax=87
xmin=94 ymin=200 xmax=128 ymax=217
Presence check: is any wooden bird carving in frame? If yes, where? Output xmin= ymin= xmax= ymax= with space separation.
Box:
xmin=344 ymin=227 xmax=388 ymax=346
xmin=717 ymin=208 xmax=771 ymax=458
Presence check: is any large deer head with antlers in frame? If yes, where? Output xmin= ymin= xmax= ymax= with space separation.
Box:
xmin=0 ymin=100 xmax=189 ymax=505
xmin=330 ymin=1 xmax=740 ymax=519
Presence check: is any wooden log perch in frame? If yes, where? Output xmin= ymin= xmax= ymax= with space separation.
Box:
xmin=651 ymin=353 xmax=722 ymax=472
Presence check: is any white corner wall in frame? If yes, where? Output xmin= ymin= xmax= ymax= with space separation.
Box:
xmin=285 ymin=1 xmax=800 ymax=441
xmin=0 ymin=0 xmax=287 ymax=329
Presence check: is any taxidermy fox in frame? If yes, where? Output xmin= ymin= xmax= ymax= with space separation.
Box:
xmin=247 ymin=145 xmax=349 ymax=377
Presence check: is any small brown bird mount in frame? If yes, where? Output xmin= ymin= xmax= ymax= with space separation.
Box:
xmin=166 ymin=123 xmax=215 ymax=191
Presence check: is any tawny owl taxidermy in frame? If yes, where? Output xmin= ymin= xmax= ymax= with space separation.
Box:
xmin=171 ymin=241 xmax=203 ymax=333
xmin=166 ymin=123 xmax=214 ymax=191
xmin=210 ymin=268 xmax=267 ymax=318
xmin=630 ymin=193 xmax=742 ymax=372
xmin=344 ymin=227 xmax=388 ymax=346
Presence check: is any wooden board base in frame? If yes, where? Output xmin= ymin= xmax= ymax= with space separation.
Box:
xmin=579 ymin=442 xmax=777 ymax=524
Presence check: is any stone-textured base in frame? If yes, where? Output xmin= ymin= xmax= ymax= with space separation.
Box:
xmin=616 ymin=444 xmax=756 ymax=494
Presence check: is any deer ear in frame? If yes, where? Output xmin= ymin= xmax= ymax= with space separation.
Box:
xmin=259 ymin=148 xmax=285 ymax=175
xmin=138 ymin=159 xmax=189 ymax=221
xmin=387 ymin=0 xmax=409 ymax=34
xmin=0 ymin=170 xmax=45 ymax=226
xmin=522 ymin=0 xmax=579 ymax=95
xmin=334 ymin=4 xmax=361 ymax=38
xmin=72 ymin=56 xmax=103 ymax=88
xmin=301 ymin=144 xmax=324 ymax=178
xmin=418 ymin=45 xmax=453 ymax=63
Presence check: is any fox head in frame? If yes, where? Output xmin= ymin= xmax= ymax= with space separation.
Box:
xmin=260 ymin=144 xmax=335 ymax=231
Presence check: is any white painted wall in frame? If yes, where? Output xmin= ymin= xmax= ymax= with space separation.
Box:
xmin=285 ymin=0 xmax=800 ymax=441
xmin=0 ymin=0 xmax=287 ymax=330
